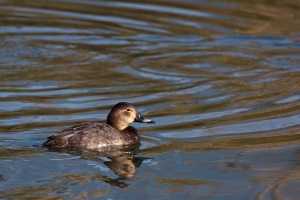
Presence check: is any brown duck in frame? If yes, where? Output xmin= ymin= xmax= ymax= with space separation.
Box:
xmin=43 ymin=102 xmax=154 ymax=149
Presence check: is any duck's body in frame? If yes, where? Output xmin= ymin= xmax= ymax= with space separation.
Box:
xmin=43 ymin=102 xmax=154 ymax=149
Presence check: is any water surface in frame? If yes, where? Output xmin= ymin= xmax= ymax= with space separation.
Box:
xmin=0 ymin=0 xmax=300 ymax=199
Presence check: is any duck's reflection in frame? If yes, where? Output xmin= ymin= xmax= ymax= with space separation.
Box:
xmin=104 ymin=155 xmax=136 ymax=179
xmin=46 ymin=144 xmax=149 ymax=187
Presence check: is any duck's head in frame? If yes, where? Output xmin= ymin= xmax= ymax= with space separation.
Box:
xmin=106 ymin=102 xmax=155 ymax=130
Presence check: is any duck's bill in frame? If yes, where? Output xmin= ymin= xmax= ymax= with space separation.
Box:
xmin=134 ymin=113 xmax=155 ymax=124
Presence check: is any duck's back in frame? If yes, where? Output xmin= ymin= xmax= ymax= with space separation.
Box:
xmin=43 ymin=122 xmax=138 ymax=149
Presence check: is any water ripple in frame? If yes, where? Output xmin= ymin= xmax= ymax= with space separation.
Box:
xmin=1 ymin=0 xmax=300 ymax=198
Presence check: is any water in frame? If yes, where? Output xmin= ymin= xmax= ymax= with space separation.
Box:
xmin=0 ymin=0 xmax=300 ymax=199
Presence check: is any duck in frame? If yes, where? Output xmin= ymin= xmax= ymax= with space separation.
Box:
xmin=43 ymin=102 xmax=155 ymax=149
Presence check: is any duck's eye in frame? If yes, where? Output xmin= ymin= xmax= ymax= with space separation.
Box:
xmin=127 ymin=108 xmax=131 ymax=112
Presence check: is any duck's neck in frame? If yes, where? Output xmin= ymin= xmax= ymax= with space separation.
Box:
xmin=106 ymin=118 xmax=127 ymax=131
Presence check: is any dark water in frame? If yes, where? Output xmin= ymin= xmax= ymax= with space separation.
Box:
xmin=1 ymin=0 xmax=300 ymax=199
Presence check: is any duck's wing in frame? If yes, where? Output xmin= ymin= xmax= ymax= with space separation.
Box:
xmin=43 ymin=122 xmax=93 ymax=147
xmin=43 ymin=122 xmax=123 ymax=148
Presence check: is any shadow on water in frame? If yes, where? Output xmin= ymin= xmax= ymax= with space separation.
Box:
xmin=0 ymin=145 xmax=151 ymax=198
xmin=45 ymin=144 xmax=149 ymax=182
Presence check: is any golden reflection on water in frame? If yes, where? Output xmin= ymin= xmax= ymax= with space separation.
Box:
xmin=0 ymin=174 xmax=110 ymax=199
xmin=140 ymin=130 xmax=300 ymax=154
